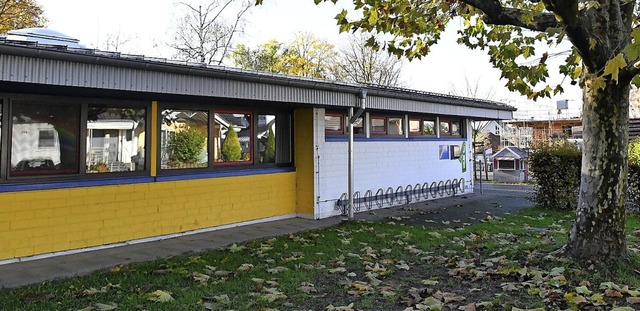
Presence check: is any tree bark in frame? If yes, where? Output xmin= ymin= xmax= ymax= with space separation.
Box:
xmin=565 ymin=78 xmax=629 ymax=261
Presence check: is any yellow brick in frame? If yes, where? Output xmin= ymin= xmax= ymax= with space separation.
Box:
xmin=13 ymin=246 xmax=35 ymax=258
xmin=0 ymin=221 xmax=9 ymax=233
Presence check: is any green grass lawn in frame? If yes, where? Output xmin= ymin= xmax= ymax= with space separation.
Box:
xmin=1 ymin=208 xmax=640 ymax=311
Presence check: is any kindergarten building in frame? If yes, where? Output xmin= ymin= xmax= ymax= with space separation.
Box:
xmin=0 ymin=28 xmax=515 ymax=262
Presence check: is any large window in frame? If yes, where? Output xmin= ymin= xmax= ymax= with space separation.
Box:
xmin=408 ymin=116 xmax=437 ymax=137
xmin=161 ymin=109 xmax=209 ymax=170
xmin=214 ymin=112 xmax=252 ymax=164
xmin=87 ymin=106 xmax=147 ymax=173
xmin=440 ymin=118 xmax=463 ymax=137
xmin=324 ymin=112 xmax=365 ymax=136
xmin=10 ymin=101 xmax=80 ymax=177
xmin=324 ymin=114 xmax=344 ymax=135
xmin=388 ymin=117 xmax=404 ymax=136
xmin=497 ymin=159 xmax=518 ymax=170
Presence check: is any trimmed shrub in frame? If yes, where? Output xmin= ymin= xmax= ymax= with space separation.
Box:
xmin=222 ymin=124 xmax=242 ymax=161
xmin=168 ymin=126 xmax=206 ymax=164
xmin=264 ymin=126 xmax=276 ymax=163
xmin=528 ymin=142 xmax=581 ymax=209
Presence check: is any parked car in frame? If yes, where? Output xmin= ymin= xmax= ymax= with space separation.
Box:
xmin=14 ymin=158 xmax=56 ymax=171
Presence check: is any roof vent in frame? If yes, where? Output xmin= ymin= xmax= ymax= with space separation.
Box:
xmin=6 ymin=27 xmax=84 ymax=48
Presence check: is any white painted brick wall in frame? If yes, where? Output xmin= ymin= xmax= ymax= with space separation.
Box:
xmin=313 ymin=109 xmax=474 ymax=219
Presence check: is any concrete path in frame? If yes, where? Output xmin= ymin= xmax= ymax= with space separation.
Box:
xmin=0 ymin=184 xmax=534 ymax=289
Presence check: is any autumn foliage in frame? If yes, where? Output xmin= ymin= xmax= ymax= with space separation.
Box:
xmin=0 ymin=0 xmax=46 ymax=33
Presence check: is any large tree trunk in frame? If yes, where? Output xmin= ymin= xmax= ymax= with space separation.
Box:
xmin=565 ymin=80 xmax=629 ymax=261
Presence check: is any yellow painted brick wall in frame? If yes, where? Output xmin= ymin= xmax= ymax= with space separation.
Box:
xmin=0 ymin=172 xmax=296 ymax=260
xmin=294 ymin=108 xmax=315 ymax=216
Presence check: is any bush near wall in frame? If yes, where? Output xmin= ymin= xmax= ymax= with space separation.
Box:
xmin=528 ymin=142 xmax=581 ymax=210
xmin=629 ymin=137 xmax=640 ymax=211
xmin=530 ymin=139 xmax=640 ymax=211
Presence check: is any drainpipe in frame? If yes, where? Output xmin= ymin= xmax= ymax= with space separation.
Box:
xmin=348 ymin=90 xmax=367 ymax=221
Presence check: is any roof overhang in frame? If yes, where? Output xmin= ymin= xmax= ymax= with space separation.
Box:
xmin=0 ymin=43 xmax=515 ymax=120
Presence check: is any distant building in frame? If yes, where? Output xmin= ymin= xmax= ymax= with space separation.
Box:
xmin=492 ymin=146 xmax=529 ymax=183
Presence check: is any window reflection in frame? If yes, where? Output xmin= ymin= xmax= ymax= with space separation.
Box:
xmin=440 ymin=121 xmax=451 ymax=136
xmin=214 ymin=112 xmax=252 ymax=163
xmin=388 ymin=117 xmax=403 ymax=135
xmin=11 ymin=101 xmax=79 ymax=176
xmin=371 ymin=117 xmax=386 ymax=134
xmin=86 ymin=106 xmax=146 ymax=173
xmin=423 ymin=120 xmax=436 ymax=136
xmin=161 ymin=109 xmax=209 ymax=169
xmin=451 ymin=121 xmax=462 ymax=136
xmin=258 ymin=114 xmax=276 ymax=164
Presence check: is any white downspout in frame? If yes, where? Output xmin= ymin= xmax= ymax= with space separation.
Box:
xmin=348 ymin=90 xmax=367 ymax=221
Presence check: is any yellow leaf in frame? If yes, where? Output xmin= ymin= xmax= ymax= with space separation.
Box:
xmin=603 ymin=53 xmax=627 ymax=82
xmin=368 ymin=9 xmax=379 ymax=24
xmin=589 ymin=38 xmax=597 ymax=50
xmin=147 ymin=290 xmax=174 ymax=303
xmin=589 ymin=76 xmax=607 ymax=91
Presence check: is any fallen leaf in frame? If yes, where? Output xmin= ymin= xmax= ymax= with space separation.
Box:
xmin=237 ymin=263 xmax=254 ymax=272
xmin=95 ymin=302 xmax=118 ymax=310
xmin=420 ymin=296 xmax=443 ymax=310
xmin=605 ymin=289 xmax=624 ymax=298
xmin=351 ymin=281 xmax=373 ymax=292
xmin=575 ymin=286 xmax=592 ymax=295
xmin=299 ymin=282 xmax=317 ymax=294
xmin=267 ymin=266 xmax=289 ymax=274
xmin=600 ymin=282 xmax=621 ymax=290
xmin=213 ymin=270 xmax=232 ymax=277
xmin=189 ymin=272 xmax=210 ymax=285
xmin=501 ymin=283 xmax=519 ymax=292
xmin=326 ymin=303 xmax=355 ymax=311
xmin=549 ymin=267 xmax=565 ymax=276
xmin=460 ymin=303 xmax=476 ymax=311
xmin=396 ymin=261 xmax=410 ymax=271
xmin=328 ymin=267 xmax=347 ymax=274
xmin=627 ymin=297 xmax=640 ymax=304
xmin=147 ymin=290 xmax=174 ymax=303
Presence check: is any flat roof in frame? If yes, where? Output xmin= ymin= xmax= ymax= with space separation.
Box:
xmin=0 ymin=39 xmax=515 ymax=120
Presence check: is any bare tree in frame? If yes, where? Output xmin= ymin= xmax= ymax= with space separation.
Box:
xmin=333 ymin=33 xmax=404 ymax=87
xmin=169 ymin=0 xmax=251 ymax=65
xmin=102 ymin=31 xmax=135 ymax=52
xmin=449 ymin=75 xmax=496 ymax=100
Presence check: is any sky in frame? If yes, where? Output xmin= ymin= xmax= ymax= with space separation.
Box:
xmin=36 ymin=0 xmax=582 ymax=119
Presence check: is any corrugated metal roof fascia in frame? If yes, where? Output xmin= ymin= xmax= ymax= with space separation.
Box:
xmin=366 ymin=96 xmax=514 ymax=120
xmin=0 ymin=45 xmax=514 ymax=115
xmin=0 ymin=54 xmax=358 ymax=106
xmin=0 ymin=44 xmax=363 ymax=95
xmin=364 ymin=86 xmax=516 ymax=112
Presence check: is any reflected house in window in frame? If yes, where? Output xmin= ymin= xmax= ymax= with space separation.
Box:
xmin=160 ymin=110 xmax=209 ymax=169
xmin=12 ymin=123 xmax=61 ymax=169
xmin=87 ymin=108 xmax=146 ymax=173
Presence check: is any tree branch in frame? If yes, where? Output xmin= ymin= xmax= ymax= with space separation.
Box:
xmin=460 ymin=0 xmax=559 ymax=32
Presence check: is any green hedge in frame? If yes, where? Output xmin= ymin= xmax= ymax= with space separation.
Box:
xmin=528 ymin=142 xmax=582 ymax=210
xmin=529 ymin=138 xmax=640 ymax=212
